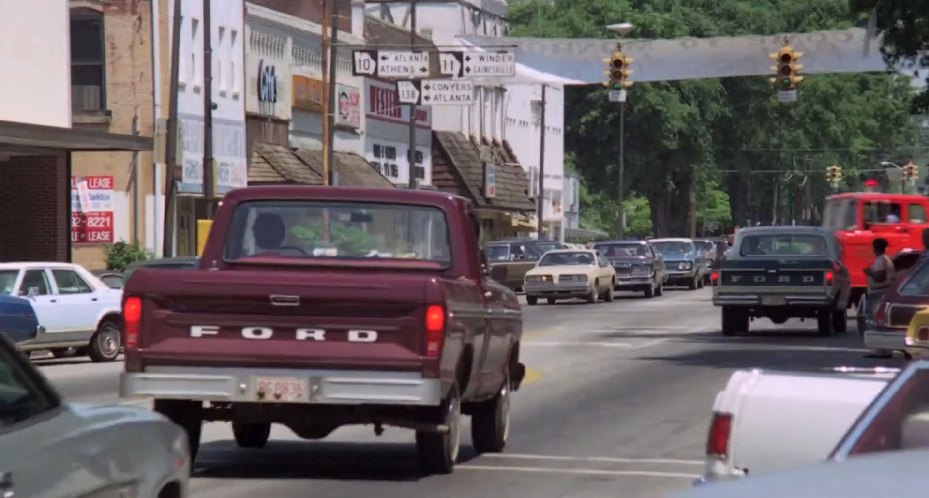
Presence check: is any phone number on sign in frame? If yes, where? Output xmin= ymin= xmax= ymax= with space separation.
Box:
xmin=71 ymin=212 xmax=114 ymax=243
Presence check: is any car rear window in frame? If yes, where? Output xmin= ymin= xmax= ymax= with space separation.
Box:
xmin=739 ymin=234 xmax=829 ymax=257
xmin=594 ymin=243 xmax=647 ymax=257
xmin=539 ymin=251 xmax=595 ymax=266
xmin=223 ymin=201 xmax=451 ymax=265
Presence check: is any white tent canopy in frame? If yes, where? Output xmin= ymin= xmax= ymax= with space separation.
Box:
xmin=430 ymin=28 xmax=889 ymax=86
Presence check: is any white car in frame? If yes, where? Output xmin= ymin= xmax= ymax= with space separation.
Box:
xmin=0 ymin=262 xmax=123 ymax=361
xmin=0 ymin=333 xmax=189 ymax=497
xmin=523 ymin=249 xmax=616 ymax=305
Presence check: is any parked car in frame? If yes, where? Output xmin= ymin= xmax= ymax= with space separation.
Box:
xmin=592 ymin=240 xmax=668 ymax=297
xmin=0 ymin=333 xmax=190 ymax=497
xmin=694 ymin=238 xmax=718 ymax=284
xmin=711 ymin=226 xmax=852 ymax=336
xmin=0 ymin=262 xmax=123 ymax=361
xmin=119 ymin=186 xmax=526 ymax=475
xmin=859 ymin=252 xmax=929 ymax=358
xmin=523 ymin=249 xmax=616 ymax=305
xmin=651 ymin=238 xmax=709 ymax=289
xmin=485 ymin=239 xmax=568 ymax=292
xmin=0 ymin=294 xmax=42 ymax=345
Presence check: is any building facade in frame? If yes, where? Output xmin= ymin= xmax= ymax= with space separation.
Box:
xmin=153 ymin=0 xmax=248 ymax=257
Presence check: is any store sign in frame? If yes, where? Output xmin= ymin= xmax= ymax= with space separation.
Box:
xmin=178 ymin=116 xmax=248 ymax=195
xmin=292 ymin=75 xmax=323 ymax=112
xmin=484 ymin=162 xmax=497 ymax=198
xmin=365 ymin=79 xmax=431 ymax=126
xmin=258 ymin=60 xmax=278 ymax=103
xmin=70 ymin=175 xmax=115 ymax=244
xmin=335 ymin=84 xmax=361 ymax=129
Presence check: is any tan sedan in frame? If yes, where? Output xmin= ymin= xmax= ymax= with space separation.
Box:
xmin=523 ymin=249 xmax=616 ymax=305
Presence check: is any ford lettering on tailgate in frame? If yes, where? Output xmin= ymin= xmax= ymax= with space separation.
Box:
xmin=191 ymin=325 xmax=379 ymax=342
xmin=724 ymin=272 xmax=824 ymax=286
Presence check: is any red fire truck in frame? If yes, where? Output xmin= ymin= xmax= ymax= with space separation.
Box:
xmin=822 ymin=188 xmax=929 ymax=307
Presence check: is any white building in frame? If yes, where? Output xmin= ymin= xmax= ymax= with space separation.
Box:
xmin=366 ymin=0 xmax=564 ymax=239
xmin=156 ymin=0 xmax=248 ymax=255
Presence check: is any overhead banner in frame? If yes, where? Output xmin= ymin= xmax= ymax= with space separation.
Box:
xmin=431 ymin=28 xmax=889 ymax=86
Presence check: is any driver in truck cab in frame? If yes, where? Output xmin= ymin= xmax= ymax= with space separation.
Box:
xmin=251 ymin=212 xmax=287 ymax=256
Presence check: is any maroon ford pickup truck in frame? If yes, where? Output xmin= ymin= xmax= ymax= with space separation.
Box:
xmin=119 ymin=186 xmax=525 ymax=474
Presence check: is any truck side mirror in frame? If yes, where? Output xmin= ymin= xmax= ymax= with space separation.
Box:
xmin=901 ymin=407 xmax=929 ymax=449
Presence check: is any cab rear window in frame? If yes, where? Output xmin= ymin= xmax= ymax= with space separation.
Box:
xmin=739 ymin=234 xmax=828 ymax=257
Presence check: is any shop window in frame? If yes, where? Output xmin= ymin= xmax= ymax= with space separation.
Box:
xmin=410 ymin=149 xmax=425 ymax=180
xmin=70 ymin=8 xmax=106 ymax=114
xmin=373 ymin=144 xmax=400 ymax=179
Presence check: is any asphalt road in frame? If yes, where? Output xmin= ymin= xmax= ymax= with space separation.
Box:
xmin=34 ymin=286 xmax=905 ymax=498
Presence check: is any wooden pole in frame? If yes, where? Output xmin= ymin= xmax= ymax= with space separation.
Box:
xmin=162 ymin=0 xmax=183 ymax=257
xmin=321 ymin=0 xmax=332 ymax=186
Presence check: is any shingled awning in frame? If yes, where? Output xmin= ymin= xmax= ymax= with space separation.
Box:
xmin=432 ymin=131 xmax=535 ymax=212
xmin=248 ymin=142 xmax=394 ymax=188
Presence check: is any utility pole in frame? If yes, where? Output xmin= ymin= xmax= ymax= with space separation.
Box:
xmin=324 ymin=0 xmax=339 ymax=185
xmin=406 ymin=0 xmax=419 ymax=189
xmin=163 ymin=0 xmax=183 ymax=257
xmin=202 ymin=0 xmax=215 ymax=218
xmin=618 ymin=97 xmax=625 ymax=239
xmin=536 ymin=84 xmax=546 ymax=239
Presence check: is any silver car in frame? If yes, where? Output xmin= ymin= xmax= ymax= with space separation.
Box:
xmin=0 ymin=335 xmax=189 ymax=498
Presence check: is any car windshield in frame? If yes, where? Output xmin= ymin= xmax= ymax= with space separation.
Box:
xmin=224 ymin=201 xmax=451 ymax=265
xmin=538 ymin=251 xmax=595 ymax=266
xmin=0 ymin=271 xmax=17 ymax=296
xmin=594 ymin=243 xmax=647 ymax=258
xmin=653 ymin=241 xmax=694 ymax=257
xmin=485 ymin=244 xmax=511 ymax=262
xmin=739 ymin=234 xmax=828 ymax=257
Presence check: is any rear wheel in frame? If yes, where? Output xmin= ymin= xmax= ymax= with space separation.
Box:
xmin=471 ymin=369 xmax=511 ymax=453
xmin=89 ymin=320 xmax=121 ymax=362
xmin=526 ymin=296 xmax=538 ymax=306
xmin=232 ymin=422 xmax=271 ymax=448
xmin=833 ymin=308 xmax=848 ymax=334
xmin=722 ymin=307 xmax=748 ymax=336
xmin=817 ymin=307 xmax=836 ymax=336
xmin=417 ymin=385 xmax=461 ymax=475
xmin=154 ymin=400 xmax=202 ymax=465
xmin=546 ymin=298 xmax=557 ymax=305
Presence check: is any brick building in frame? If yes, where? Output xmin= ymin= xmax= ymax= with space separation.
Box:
xmin=70 ymin=0 xmax=157 ymax=269
xmin=0 ymin=0 xmax=149 ymax=264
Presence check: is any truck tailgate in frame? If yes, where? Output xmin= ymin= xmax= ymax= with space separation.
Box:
xmin=718 ymin=259 xmax=834 ymax=288
xmin=126 ymin=268 xmax=437 ymax=370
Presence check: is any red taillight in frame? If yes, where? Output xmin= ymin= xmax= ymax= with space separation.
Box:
xmin=875 ymin=301 xmax=889 ymax=326
xmin=824 ymin=271 xmax=834 ymax=285
xmin=919 ymin=327 xmax=929 ymax=342
xmin=710 ymin=271 xmax=719 ymax=284
xmin=706 ymin=412 xmax=732 ymax=458
xmin=123 ymin=296 xmax=142 ymax=349
xmin=425 ymin=305 xmax=445 ymax=358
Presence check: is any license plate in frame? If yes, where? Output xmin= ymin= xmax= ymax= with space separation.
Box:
xmin=762 ymin=295 xmax=787 ymax=306
xmin=256 ymin=376 xmax=307 ymax=402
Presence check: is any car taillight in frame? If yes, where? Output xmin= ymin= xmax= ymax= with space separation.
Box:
xmin=425 ymin=305 xmax=445 ymax=358
xmin=123 ymin=296 xmax=142 ymax=349
xmin=824 ymin=271 xmax=834 ymax=285
xmin=875 ymin=302 xmax=889 ymax=326
xmin=710 ymin=271 xmax=719 ymax=284
xmin=706 ymin=412 xmax=732 ymax=458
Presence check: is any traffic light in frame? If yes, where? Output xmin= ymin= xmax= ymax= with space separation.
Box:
xmin=826 ymin=164 xmax=842 ymax=184
xmin=602 ymin=48 xmax=634 ymax=90
xmin=904 ymin=161 xmax=919 ymax=182
xmin=769 ymin=44 xmax=803 ymax=91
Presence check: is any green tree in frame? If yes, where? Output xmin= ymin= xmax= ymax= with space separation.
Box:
xmin=851 ymin=0 xmax=929 ymax=111
xmin=509 ymin=0 xmax=919 ymax=233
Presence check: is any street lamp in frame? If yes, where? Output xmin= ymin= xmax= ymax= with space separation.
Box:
xmin=606 ymin=21 xmax=634 ymax=239
xmin=880 ymin=161 xmax=906 ymax=192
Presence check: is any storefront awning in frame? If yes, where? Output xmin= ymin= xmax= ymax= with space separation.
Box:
xmin=432 ymin=131 xmax=535 ymax=213
xmin=0 ymin=120 xmax=152 ymax=151
xmin=248 ymin=141 xmax=394 ymax=187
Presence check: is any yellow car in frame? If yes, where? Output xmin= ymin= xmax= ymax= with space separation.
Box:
xmin=523 ymin=249 xmax=616 ymax=305
xmin=904 ymin=308 xmax=929 ymax=360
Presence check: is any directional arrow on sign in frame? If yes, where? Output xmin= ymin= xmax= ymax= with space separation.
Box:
xmin=463 ymin=51 xmax=516 ymax=77
xmin=377 ymin=51 xmax=430 ymax=78
xmin=396 ymin=80 xmax=422 ymax=105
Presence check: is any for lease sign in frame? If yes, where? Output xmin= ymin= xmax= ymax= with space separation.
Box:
xmin=71 ymin=175 xmax=115 ymax=244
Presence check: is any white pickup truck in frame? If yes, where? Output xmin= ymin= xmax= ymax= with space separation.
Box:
xmin=697 ymin=367 xmax=896 ymax=483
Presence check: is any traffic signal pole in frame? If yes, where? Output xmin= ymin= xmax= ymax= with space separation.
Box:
xmin=618 ymin=97 xmax=625 ymax=239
